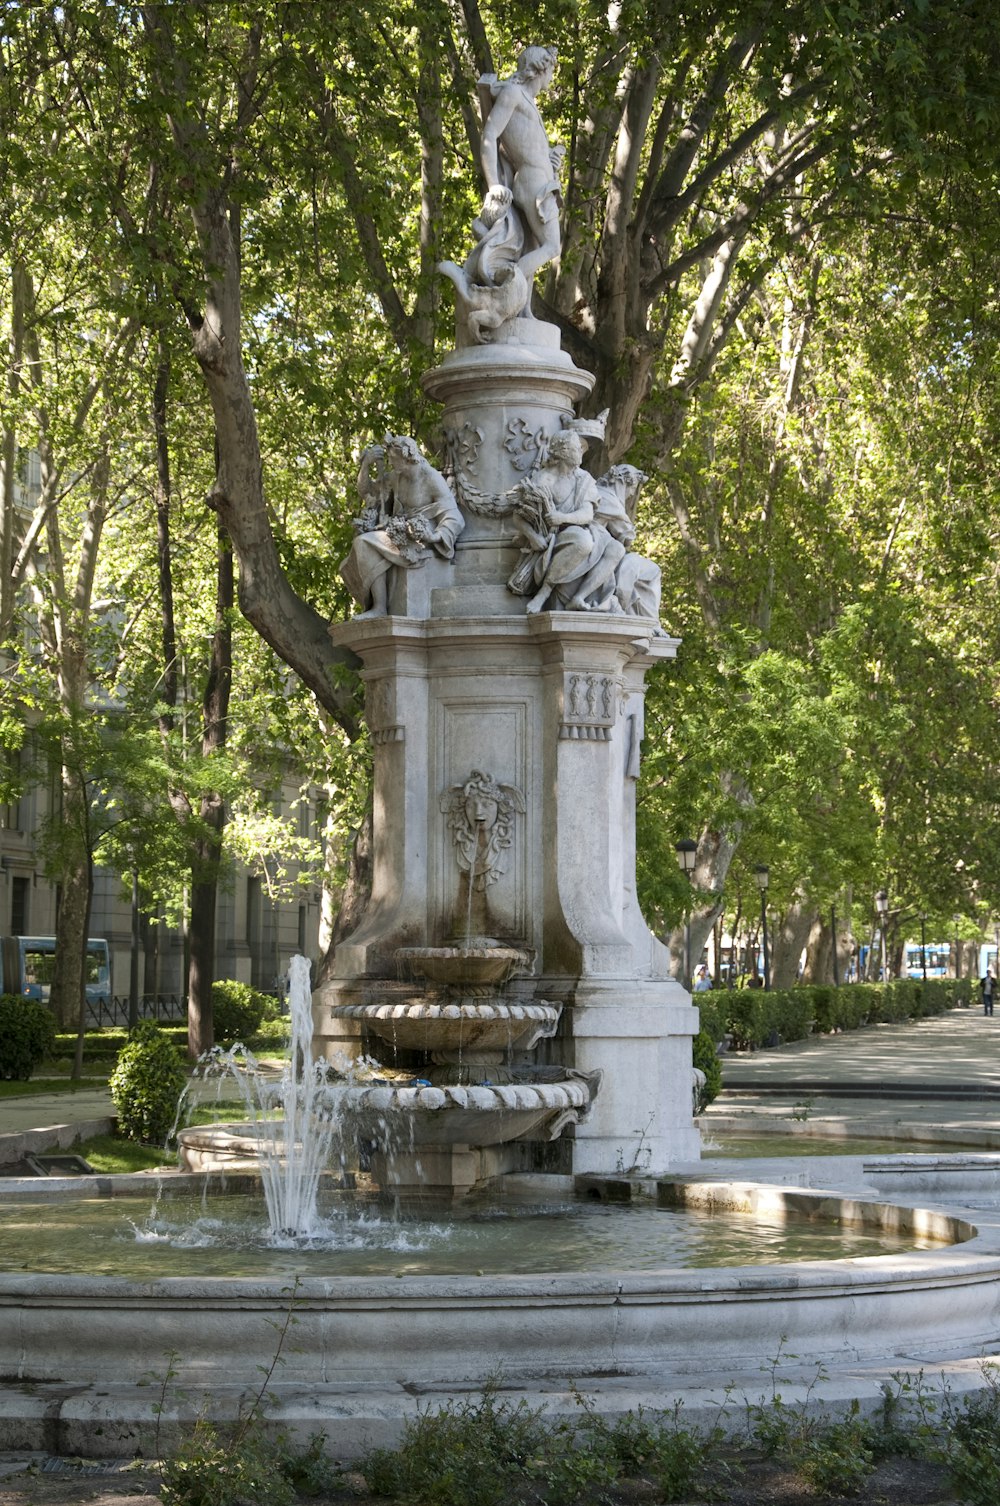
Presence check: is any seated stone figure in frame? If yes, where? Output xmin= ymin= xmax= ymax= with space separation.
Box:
xmin=593 ymin=464 xmax=663 ymax=625
xmin=508 ymin=430 xmax=625 ymax=614
xmin=340 ymin=437 xmax=465 ymax=618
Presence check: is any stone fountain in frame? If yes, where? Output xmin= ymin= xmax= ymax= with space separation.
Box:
xmin=317 ymin=42 xmax=700 ymax=1195
xmin=3 ymin=46 xmax=1000 ymax=1460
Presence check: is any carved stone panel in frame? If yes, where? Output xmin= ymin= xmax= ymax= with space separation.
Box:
xmin=440 ymin=771 xmax=525 ymax=892
xmin=434 ymin=700 xmax=529 ymax=941
xmin=366 ymin=677 xmax=404 ymax=745
xmin=560 ymin=672 xmax=617 ymax=742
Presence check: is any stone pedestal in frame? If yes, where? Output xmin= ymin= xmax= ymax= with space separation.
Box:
xmin=318 ymin=327 xmax=700 ymax=1185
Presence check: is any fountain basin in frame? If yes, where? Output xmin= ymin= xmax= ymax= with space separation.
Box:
xmin=348 ymin=1074 xmax=596 ymax=1148
xmin=0 ymin=1173 xmax=998 ymax=1459
xmin=394 ymin=944 xmax=531 ymax=985
xmin=332 ymin=997 xmax=559 ymax=1053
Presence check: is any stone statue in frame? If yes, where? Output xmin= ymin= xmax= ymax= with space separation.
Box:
xmin=340 ymin=436 xmax=465 ymax=618
xmin=508 ymin=430 xmax=626 ymax=615
xmin=439 ymin=45 xmax=562 ymax=344
xmin=593 ymin=465 xmax=664 ymax=625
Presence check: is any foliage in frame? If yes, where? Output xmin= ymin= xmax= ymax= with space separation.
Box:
xmin=0 ymin=996 xmax=56 ymax=1080
xmin=161 ymin=1421 xmax=294 ymax=1506
xmin=53 ymin=1026 xmax=189 ymax=1061
xmin=108 ymin=1021 xmax=187 ymax=1144
xmin=938 ymin=1366 xmax=1000 ymax=1506
xmin=211 ymin=981 xmax=276 ymax=1045
xmin=4 ymin=0 xmax=1000 ymax=989
xmin=692 ymin=1030 xmax=723 ymax=1113
xmin=722 ymin=981 xmax=964 ymax=1051
xmin=361 ymin=1379 xmax=546 ymax=1506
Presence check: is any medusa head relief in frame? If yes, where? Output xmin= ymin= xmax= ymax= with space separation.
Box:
xmin=439 ymin=770 xmax=526 ymax=891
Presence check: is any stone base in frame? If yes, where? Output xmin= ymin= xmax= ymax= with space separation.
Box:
xmin=567 ymin=983 xmax=702 ymax=1175
xmin=370 ymin=1142 xmax=517 ymax=1198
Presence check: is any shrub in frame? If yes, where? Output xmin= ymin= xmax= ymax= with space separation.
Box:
xmin=109 ymin=1021 xmax=188 ymax=1144
xmin=692 ymin=1029 xmax=723 ymax=1111
xmin=361 ymin=1381 xmax=546 ymax=1506
xmin=938 ymin=1367 xmax=1000 ymax=1506
xmin=161 ymin=1420 xmax=294 ymax=1506
xmin=211 ymin=980 xmax=272 ymax=1045
xmin=694 ymin=993 xmax=725 ymax=1043
xmin=725 ymin=989 xmax=812 ymax=1051
xmin=54 ymin=1025 xmax=188 ymax=1060
xmin=0 ymin=995 xmax=56 ymax=1079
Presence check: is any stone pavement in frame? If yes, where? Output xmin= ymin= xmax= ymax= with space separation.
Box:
xmin=0 ymin=1085 xmax=112 ymax=1167
xmin=708 ymin=1004 xmax=1000 ymax=1129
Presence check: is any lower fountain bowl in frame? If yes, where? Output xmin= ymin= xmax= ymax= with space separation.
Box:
xmin=347 ymin=1073 xmax=597 ymax=1149
xmin=0 ymin=1170 xmax=994 ymax=1460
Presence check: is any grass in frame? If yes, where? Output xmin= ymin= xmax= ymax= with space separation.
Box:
xmin=74 ymin=1131 xmax=177 ymax=1173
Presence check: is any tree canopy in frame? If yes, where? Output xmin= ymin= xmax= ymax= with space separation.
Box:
xmin=3 ymin=0 xmax=1000 ymax=989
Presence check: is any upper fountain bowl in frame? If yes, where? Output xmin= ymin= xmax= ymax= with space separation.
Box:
xmin=396 ymin=943 xmax=531 ymax=987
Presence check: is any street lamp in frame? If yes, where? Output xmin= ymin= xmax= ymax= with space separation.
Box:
xmin=675 ymin=839 xmax=697 ymax=987
xmin=920 ymin=914 xmax=928 ymax=985
xmin=754 ymin=865 xmax=770 ymax=990
xmin=875 ymin=888 xmax=889 ymax=981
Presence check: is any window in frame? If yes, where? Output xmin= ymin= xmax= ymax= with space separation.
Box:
xmin=11 ymin=876 xmax=28 ymax=936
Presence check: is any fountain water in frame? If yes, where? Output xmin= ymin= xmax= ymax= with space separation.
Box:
xmin=180 ymin=955 xmax=349 ymax=1240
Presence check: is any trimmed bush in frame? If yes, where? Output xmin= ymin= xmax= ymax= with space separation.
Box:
xmin=723 ymin=975 xmax=964 ymax=1050
xmin=725 ymin=988 xmax=813 ymax=1051
xmin=212 ymin=978 xmax=282 ymax=1041
xmin=53 ymin=1025 xmax=189 ymax=1061
xmin=109 ymin=1021 xmax=188 ymax=1145
xmin=692 ymin=1029 xmax=723 ymax=1111
xmin=211 ymin=980 xmax=273 ymax=1044
xmin=0 ymin=995 xmax=56 ymax=1080
xmin=694 ymin=994 xmax=725 ymax=1044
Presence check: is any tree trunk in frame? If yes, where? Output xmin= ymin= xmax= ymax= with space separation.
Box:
xmin=48 ymin=777 xmax=90 ymax=1034
xmin=771 ymin=900 xmax=815 ymax=989
xmin=186 ymin=529 xmax=233 ymax=1059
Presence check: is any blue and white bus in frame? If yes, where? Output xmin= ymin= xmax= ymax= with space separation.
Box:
xmin=0 ymin=936 xmax=111 ymax=1009
xmin=904 ymin=943 xmax=950 ymax=979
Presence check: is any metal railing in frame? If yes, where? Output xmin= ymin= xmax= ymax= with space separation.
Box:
xmin=84 ymin=994 xmax=186 ymax=1030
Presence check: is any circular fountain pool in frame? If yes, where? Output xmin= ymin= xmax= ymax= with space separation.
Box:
xmin=0 ymin=1172 xmax=996 ymax=1460
xmin=0 ymin=1185 xmax=952 ymax=1279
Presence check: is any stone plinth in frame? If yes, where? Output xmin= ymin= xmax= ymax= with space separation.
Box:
xmin=317 ymin=604 xmax=701 ymax=1178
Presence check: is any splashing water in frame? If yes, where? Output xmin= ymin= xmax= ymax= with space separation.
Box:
xmin=193 ymin=955 xmax=351 ymax=1243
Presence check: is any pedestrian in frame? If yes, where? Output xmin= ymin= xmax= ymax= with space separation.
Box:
xmin=982 ymin=968 xmax=995 ymax=1016
xmin=693 ymin=964 xmax=712 ymax=993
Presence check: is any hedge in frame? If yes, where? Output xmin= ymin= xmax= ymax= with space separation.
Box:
xmin=0 ymin=995 xmax=57 ymax=1079
xmin=699 ymin=977 xmax=972 ymax=1051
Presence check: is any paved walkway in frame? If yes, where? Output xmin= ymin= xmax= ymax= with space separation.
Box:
xmin=706 ymin=1004 xmax=1000 ymax=1131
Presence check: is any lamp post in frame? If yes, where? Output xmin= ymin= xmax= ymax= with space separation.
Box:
xmin=755 ymin=865 xmax=770 ymax=990
xmin=831 ymin=904 xmax=839 ymax=987
xmin=675 ymin=839 xmax=697 ymax=987
xmin=875 ymin=888 xmax=889 ymax=981
xmin=920 ymin=914 xmax=928 ymax=984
